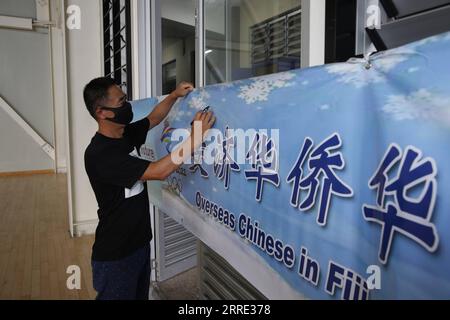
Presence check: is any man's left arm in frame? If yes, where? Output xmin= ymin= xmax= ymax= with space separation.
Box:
xmin=147 ymin=81 xmax=194 ymax=129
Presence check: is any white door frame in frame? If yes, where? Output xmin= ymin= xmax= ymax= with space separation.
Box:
xmin=195 ymin=0 xmax=205 ymax=87
xmin=135 ymin=0 xmax=202 ymax=284
xmin=135 ymin=0 xmax=158 ymax=282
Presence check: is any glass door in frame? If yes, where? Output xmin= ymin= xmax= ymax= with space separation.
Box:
xmin=149 ymin=0 xmax=199 ymax=283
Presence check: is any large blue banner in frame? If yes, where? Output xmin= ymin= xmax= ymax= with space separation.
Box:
xmin=131 ymin=31 xmax=450 ymax=299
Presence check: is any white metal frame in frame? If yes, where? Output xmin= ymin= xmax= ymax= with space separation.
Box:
xmin=48 ymin=26 xmax=58 ymax=172
xmin=150 ymin=0 xmax=163 ymax=96
xmin=0 ymin=15 xmax=33 ymax=30
xmin=135 ymin=0 xmax=159 ymax=283
xmin=0 ymin=16 xmax=55 ymax=30
xmin=130 ymin=0 xmax=140 ymax=100
xmin=135 ymin=0 xmax=201 ymax=284
xmin=195 ymin=0 xmax=205 ymax=87
xmin=136 ymin=0 xmax=152 ymax=99
xmin=300 ymin=0 xmax=326 ymax=68
xmin=57 ymin=0 xmax=74 ymax=237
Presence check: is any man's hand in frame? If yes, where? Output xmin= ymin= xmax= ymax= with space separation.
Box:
xmin=171 ymin=81 xmax=194 ymax=98
xmin=191 ymin=110 xmax=215 ymax=138
xmin=147 ymin=81 xmax=194 ymax=129
xmin=190 ymin=110 xmax=216 ymax=156
xmin=140 ymin=110 xmax=216 ymax=182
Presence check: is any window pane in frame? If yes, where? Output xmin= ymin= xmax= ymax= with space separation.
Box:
xmin=205 ymin=0 xmax=301 ymax=85
xmin=161 ymin=0 xmax=197 ymax=95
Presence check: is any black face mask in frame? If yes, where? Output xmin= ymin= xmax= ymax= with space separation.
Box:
xmin=101 ymin=101 xmax=134 ymax=125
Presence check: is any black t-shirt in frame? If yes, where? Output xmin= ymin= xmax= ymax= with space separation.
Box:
xmin=84 ymin=118 xmax=152 ymax=262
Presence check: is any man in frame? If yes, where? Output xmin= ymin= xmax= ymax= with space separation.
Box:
xmin=83 ymin=77 xmax=215 ymax=300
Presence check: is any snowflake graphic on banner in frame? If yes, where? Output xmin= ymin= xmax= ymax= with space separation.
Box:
xmin=189 ymin=89 xmax=210 ymax=110
xmin=238 ymin=71 xmax=295 ymax=104
xmin=325 ymin=33 xmax=448 ymax=88
xmin=217 ymin=81 xmax=235 ymax=91
xmin=326 ymin=53 xmax=411 ymax=88
xmin=382 ymin=89 xmax=450 ymax=127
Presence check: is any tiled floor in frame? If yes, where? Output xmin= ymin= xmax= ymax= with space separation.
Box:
xmin=155 ymin=268 xmax=200 ymax=300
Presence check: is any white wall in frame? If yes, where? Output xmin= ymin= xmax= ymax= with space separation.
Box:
xmin=0 ymin=1 xmax=55 ymax=173
xmin=0 ymin=0 xmax=36 ymax=19
xmin=65 ymin=0 xmax=102 ymax=234
xmin=0 ymin=28 xmax=55 ymax=145
xmin=0 ymin=108 xmax=53 ymax=172
xmin=161 ymin=0 xmax=196 ymax=27
xmin=300 ymin=0 xmax=326 ymax=68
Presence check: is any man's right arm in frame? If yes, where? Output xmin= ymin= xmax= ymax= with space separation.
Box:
xmin=140 ymin=111 xmax=215 ymax=182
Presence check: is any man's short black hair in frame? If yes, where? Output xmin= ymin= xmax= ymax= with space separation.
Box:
xmin=83 ymin=77 xmax=116 ymax=119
